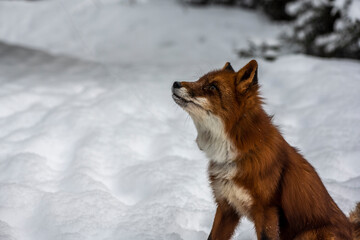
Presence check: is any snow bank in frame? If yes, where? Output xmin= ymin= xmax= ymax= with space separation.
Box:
xmin=0 ymin=0 xmax=283 ymax=67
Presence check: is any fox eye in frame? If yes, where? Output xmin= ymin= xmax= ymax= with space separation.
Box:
xmin=209 ymin=85 xmax=217 ymax=91
xmin=203 ymin=83 xmax=218 ymax=92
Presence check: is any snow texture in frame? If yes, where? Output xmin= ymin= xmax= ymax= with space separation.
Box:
xmin=0 ymin=0 xmax=359 ymax=240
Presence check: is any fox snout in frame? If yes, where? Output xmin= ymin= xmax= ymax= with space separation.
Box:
xmin=172 ymin=81 xmax=182 ymax=89
xmin=172 ymin=81 xmax=189 ymax=108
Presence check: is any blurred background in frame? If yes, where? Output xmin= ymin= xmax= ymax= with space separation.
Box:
xmin=0 ymin=0 xmax=359 ymax=239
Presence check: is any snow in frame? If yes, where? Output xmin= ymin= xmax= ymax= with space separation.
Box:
xmin=0 ymin=1 xmax=359 ymax=240
xmin=0 ymin=0 xmax=282 ymax=66
xmin=348 ymin=0 xmax=360 ymax=21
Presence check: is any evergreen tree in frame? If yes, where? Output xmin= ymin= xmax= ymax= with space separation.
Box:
xmin=287 ymin=0 xmax=360 ymax=59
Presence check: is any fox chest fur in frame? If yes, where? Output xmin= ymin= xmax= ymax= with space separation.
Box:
xmin=192 ymin=109 xmax=253 ymax=217
xmin=208 ymin=160 xmax=253 ymax=218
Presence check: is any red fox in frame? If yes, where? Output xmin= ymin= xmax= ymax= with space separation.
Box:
xmin=172 ymin=60 xmax=360 ymax=240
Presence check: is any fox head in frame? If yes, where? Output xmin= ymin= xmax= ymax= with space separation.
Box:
xmin=172 ymin=60 xmax=263 ymax=162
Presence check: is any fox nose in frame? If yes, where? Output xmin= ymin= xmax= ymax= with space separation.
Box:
xmin=173 ymin=81 xmax=182 ymax=89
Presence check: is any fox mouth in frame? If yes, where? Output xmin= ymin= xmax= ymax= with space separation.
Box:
xmin=172 ymin=93 xmax=207 ymax=111
xmin=172 ymin=93 xmax=189 ymax=107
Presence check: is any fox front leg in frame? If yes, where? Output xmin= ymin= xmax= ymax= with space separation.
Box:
xmin=253 ymin=207 xmax=280 ymax=240
xmin=208 ymin=202 xmax=241 ymax=240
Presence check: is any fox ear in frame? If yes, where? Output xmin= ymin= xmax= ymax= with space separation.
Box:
xmin=236 ymin=60 xmax=258 ymax=92
xmin=222 ymin=62 xmax=235 ymax=72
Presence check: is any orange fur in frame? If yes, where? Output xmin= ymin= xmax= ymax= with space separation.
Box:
xmin=350 ymin=203 xmax=360 ymax=240
xmin=172 ymin=60 xmax=358 ymax=240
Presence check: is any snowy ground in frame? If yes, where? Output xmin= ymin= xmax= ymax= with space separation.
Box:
xmin=0 ymin=1 xmax=359 ymax=240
